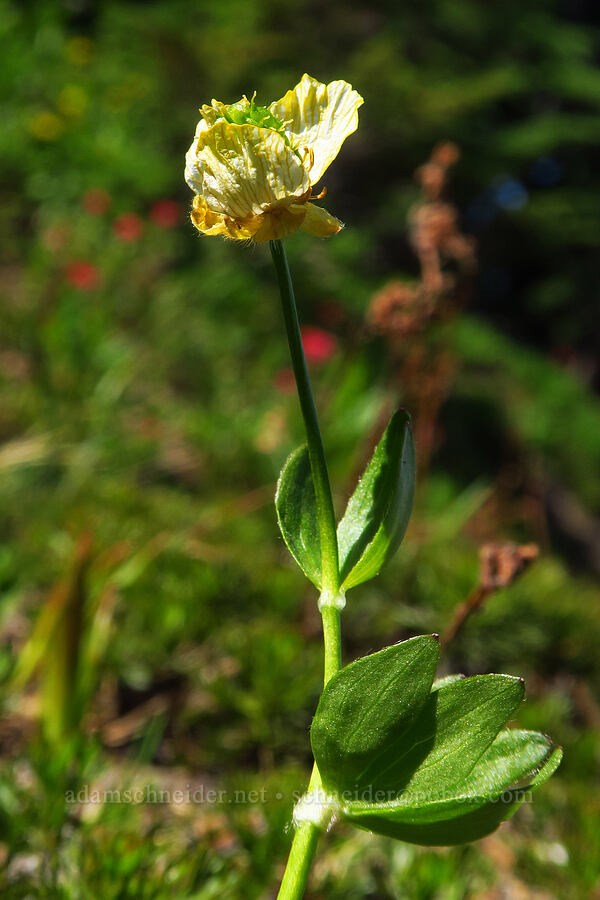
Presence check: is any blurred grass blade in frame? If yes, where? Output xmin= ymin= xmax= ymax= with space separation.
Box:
xmin=13 ymin=535 xmax=93 ymax=743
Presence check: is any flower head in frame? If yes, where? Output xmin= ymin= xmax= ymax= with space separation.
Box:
xmin=113 ymin=212 xmax=144 ymax=242
xmin=65 ymin=260 xmax=99 ymax=291
xmin=185 ymin=74 xmax=363 ymax=242
xmin=150 ymin=199 xmax=180 ymax=228
xmin=301 ymin=326 xmax=338 ymax=363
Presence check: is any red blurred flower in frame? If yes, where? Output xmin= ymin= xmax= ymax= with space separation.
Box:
xmin=83 ymin=188 xmax=111 ymax=216
xmin=65 ymin=260 xmax=99 ymax=290
xmin=150 ymin=198 xmax=180 ymax=228
xmin=113 ymin=212 xmax=143 ymax=242
xmin=301 ymin=326 xmax=338 ymax=363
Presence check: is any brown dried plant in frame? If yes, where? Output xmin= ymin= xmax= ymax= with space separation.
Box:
xmin=367 ymin=142 xmax=476 ymax=472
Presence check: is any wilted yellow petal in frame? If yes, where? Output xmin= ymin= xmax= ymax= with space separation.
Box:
xmin=189 ymin=121 xmax=310 ymax=220
xmin=299 ymin=202 xmax=343 ymax=238
xmin=185 ymin=118 xmax=212 ymax=195
xmin=185 ymin=76 xmax=362 ymax=242
xmin=270 ymin=74 xmax=363 ymax=185
xmin=252 ymin=204 xmax=308 ymax=242
xmin=199 ymin=101 xmax=229 ymax=127
xmin=190 ymin=195 xmax=260 ymax=239
xmin=190 ymin=194 xmax=310 ymax=243
xmin=191 ymin=195 xmax=231 ymax=236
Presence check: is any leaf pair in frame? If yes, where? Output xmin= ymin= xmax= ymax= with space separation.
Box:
xmin=310 ymin=636 xmax=562 ymax=845
xmin=276 ymin=410 xmax=415 ymax=591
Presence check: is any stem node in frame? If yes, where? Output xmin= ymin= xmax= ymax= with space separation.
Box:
xmin=293 ymin=790 xmax=341 ymax=832
xmin=318 ymin=590 xmax=346 ymax=612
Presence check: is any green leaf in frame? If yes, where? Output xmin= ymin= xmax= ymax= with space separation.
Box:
xmin=311 ymin=635 xmax=440 ymax=796
xmin=346 ymin=728 xmax=552 ymax=824
xmin=337 ymin=410 xmax=415 ymax=590
xmin=465 ymin=728 xmax=556 ymax=796
xmin=275 ymin=445 xmax=321 ymax=589
xmin=432 ymin=674 xmax=465 ymax=691
xmin=344 ymin=735 xmax=562 ymax=846
xmin=343 ymin=789 xmax=527 ymax=846
xmin=311 ymin=644 xmax=562 ymax=848
xmin=325 ymin=665 xmax=562 ymax=847
xmin=529 ymin=745 xmax=563 ymax=787
xmin=347 ymin=673 xmax=525 ymax=799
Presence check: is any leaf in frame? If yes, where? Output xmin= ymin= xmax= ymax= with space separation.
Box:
xmin=346 ymin=728 xmax=552 ymax=824
xmin=325 ymin=666 xmax=562 ymax=847
xmin=529 ymin=745 xmax=563 ymax=787
xmin=343 ymin=789 xmax=527 ymax=846
xmin=432 ymin=674 xmax=465 ymax=691
xmin=352 ymin=674 xmax=525 ymax=799
xmin=275 ymin=445 xmax=321 ymax=589
xmin=465 ymin=728 xmax=556 ymax=796
xmin=311 ymin=635 xmax=440 ymax=796
xmin=337 ymin=409 xmax=415 ymax=590
xmin=344 ymin=736 xmax=562 ymax=846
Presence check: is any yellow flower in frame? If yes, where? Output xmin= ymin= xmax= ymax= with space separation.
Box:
xmin=185 ymin=74 xmax=363 ymax=242
xmin=57 ymin=85 xmax=88 ymax=118
xmin=28 ymin=110 xmax=64 ymax=141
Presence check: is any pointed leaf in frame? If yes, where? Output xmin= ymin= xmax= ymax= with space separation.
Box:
xmin=344 ymin=739 xmax=562 ymax=846
xmin=311 ymin=635 xmax=440 ymax=795
xmin=468 ymin=728 xmax=558 ymax=794
xmin=354 ymin=673 xmax=525 ymax=799
xmin=337 ymin=410 xmax=415 ymax=590
xmin=529 ymin=745 xmax=563 ymax=787
xmin=346 ymin=728 xmax=553 ymax=825
xmin=432 ymin=674 xmax=465 ymax=691
xmin=344 ymin=790 xmax=526 ymax=845
xmin=275 ymin=445 xmax=321 ymax=588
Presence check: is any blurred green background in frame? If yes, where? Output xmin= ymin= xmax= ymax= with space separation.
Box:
xmin=1 ymin=0 xmax=599 ymax=897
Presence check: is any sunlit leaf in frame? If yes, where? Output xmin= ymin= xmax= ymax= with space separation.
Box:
xmin=337 ymin=410 xmax=415 ymax=590
xmin=345 ymin=736 xmax=562 ymax=845
xmin=311 ymin=635 xmax=440 ymax=795
xmin=275 ymin=444 xmax=321 ymax=588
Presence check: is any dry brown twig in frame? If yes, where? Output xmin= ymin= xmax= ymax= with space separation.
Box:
xmin=366 ymin=142 xmax=477 ymax=475
xmin=368 ymin=141 xmax=476 ymax=344
xmin=441 ymin=541 xmax=539 ymax=648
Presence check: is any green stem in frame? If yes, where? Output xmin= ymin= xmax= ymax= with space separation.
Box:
xmin=321 ymin=605 xmax=342 ymax=684
xmin=275 ymin=822 xmax=320 ymax=900
xmin=269 ymin=239 xmax=339 ymax=597
xmin=271 ymin=239 xmax=343 ymax=900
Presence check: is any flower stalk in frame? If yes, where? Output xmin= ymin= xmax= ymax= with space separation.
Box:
xmin=270 ymin=238 xmax=342 ymax=899
xmin=276 ymin=819 xmax=320 ymax=900
xmin=269 ymin=239 xmax=339 ymax=599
